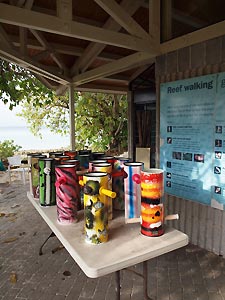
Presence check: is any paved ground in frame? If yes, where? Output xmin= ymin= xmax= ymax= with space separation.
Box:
xmin=1 ymin=177 xmax=225 ymax=300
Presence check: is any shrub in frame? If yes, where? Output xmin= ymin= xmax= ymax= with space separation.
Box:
xmin=0 ymin=140 xmax=22 ymax=161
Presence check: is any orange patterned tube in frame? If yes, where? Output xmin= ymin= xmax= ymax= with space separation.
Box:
xmin=140 ymin=168 xmax=164 ymax=237
xmin=140 ymin=169 xmax=164 ymax=199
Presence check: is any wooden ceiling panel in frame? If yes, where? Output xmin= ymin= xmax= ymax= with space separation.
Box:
xmin=32 ymin=0 xmax=57 ymax=15
xmin=0 ymin=0 xmax=225 ymax=94
xmin=39 ymin=31 xmax=90 ymax=49
xmin=132 ymin=6 xmax=149 ymax=32
xmin=72 ymin=0 xmax=113 ymax=24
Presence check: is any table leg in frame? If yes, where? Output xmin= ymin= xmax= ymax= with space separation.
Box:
xmin=39 ymin=231 xmax=55 ymax=255
xmin=143 ymin=261 xmax=152 ymax=300
xmin=115 ymin=270 xmax=121 ymax=300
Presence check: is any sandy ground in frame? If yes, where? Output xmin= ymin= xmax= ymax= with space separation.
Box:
xmin=0 ymin=171 xmax=9 ymax=184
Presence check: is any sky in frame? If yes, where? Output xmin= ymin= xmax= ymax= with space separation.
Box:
xmin=0 ymin=101 xmax=26 ymax=127
xmin=0 ymin=101 xmax=71 ymax=150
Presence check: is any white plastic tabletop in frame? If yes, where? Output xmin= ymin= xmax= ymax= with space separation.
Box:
xmin=27 ymin=192 xmax=188 ymax=278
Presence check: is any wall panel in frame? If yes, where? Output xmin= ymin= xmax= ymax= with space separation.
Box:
xmin=156 ymin=35 xmax=225 ymax=257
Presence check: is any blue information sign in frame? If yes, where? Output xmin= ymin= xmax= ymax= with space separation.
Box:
xmin=160 ymin=73 xmax=225 ymax=209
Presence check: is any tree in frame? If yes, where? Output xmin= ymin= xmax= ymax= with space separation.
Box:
xmin=75 ymin=92 xmax=127 ymax=153
xmin=0 ymin=59 xmax=128 ymax=154
xmin=17 ymin=93 xmax=70 ymax=138
xmin=0 ymin=140 xmax=22 ymax=161
xmin=0 ymin=59 xmax=53 ymax=109
xmin=18 ymin=92 xmax=128 ymax=153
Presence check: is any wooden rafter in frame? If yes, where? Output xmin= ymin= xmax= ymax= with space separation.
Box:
xmin=0 ymin=0 xmax=224 ymax=95
xmin=9 ymin=35 xmax=124 ymax=61
xmin=0 ymin=3 xmax=157 ymax=53
xmin=128 ymin=65 xmax=151 ymax=82
xmin=160 ymin=19 xmax=225 ymax=54
xmin=161 ymin=0 xmax=172 ymax=41
xmin=74 ymin=83 xmax=127 ymax=94
xmin=35 ymin=73 xmax=58 ymax=90
xmin=149 ymin=0 xmax=160 ymax=45
xmin=24 ymin=0 xmax=34 ymax=10
xmin=71 ymin=0 xmax=146 ymax=76
xmin=0 ymin=43 xmax=71 ymax=84
xmin=72 ymin=52 xmax=155 ymax=86
xmin=173 ymin=8 xmax=208 ymax=29
xmin=29 ymin=29 xmax=69 ymax=75
xmin=94 ymin=0 xmax=150 ymax=39
xmin=57 ymin=0 xmax=151 ymax=94
xmin=19 ymin=27 xmax=27 ymax=56
xmin=57 ymin=0 xmax=72 ymax=20
xmin=0 ymin=24 xmax=15 ymax=49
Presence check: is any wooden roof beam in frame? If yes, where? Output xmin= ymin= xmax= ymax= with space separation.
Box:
xmin=10 ymin=35 xmax=84 ymax=56
xmin=72 ymin=52 xmax=155 ymax=86
xmin=10 ymin=35 xmax=124 ymax=60
xmin=19 ymin=27 xmax=28 ymax=57
xmin=149 ymin=0 xmax=160 ymax=45
xmin=0 ymin=24 xmax=15 ymax=49
xmin=0 ymin=43 xmax=71 ymax=84
xmin=161 ymin=19 xmax=225 ymax=53
xmin=172 ymin=8 xmax=208 ymax=29
xmin=34 ymin=73 xmax=58 ymax=90
xmin=56 ymin=0 xmax=72 ymax=21
xmin=24 ymin=0 xmax=34 ymax=10
xmin=161 ymin=0 xmax=172 ymax=41
xmin=94 ymin=0 xmax=150 ymax=39
xmin=0 ymin=3 xmax=157 ymax=53
xmin=29 ymin=29 xmax=69 ymax=75
xmin=75 ymin=83 xmax=127 ymax=94
xmin=71 ymin=0 xmax=147 ymax=75
xmin=128 ymin=65 xmax=151 ymax=82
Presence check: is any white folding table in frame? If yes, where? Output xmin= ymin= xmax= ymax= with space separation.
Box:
xmin=27 ymin=192 xmax=188 ymax=300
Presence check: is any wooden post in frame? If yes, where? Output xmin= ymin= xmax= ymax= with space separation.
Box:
xmin=127 ymin=90 xmax=134 ymax=160
xmin=68 ymin=84 xmax=75 ymax=150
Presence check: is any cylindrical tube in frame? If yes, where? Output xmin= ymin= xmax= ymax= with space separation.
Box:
xmin=49 ymin=151 xmax=64 ymax=158
xmin=82 ymin=172 xmax=109 ymax=244
xmin=93 ymin=162 xmax=113 ymax=220
xmin=124 ymin=162 xmax=143 ymax=220
xmin=31 ymin=155 xmax=47 ymax=199
xmin=63 ymin=159 xmax=80 ymax=167
xmin=63 ymin=159 xmax=82 ymax=210
xmin=54 ymin=155 xmax=70 ymax=163
xmin=77 ymin=154 xmax=90 ymax=170
xmin=39 ymin=158 xmax=56 ymax=206
xmin=27 ymin=153 xmax=42 ymax=196
xmin=78 ymin=149 xmax=92 ymax=155
xmin=55 ymin=164 xmax=79 ymax=224
xmin=112 ymin=157 xmax=131 ymax=210
xmin=64 ymin=150 xmax=77 ymax=159
xmin=101 ymin=155 xmax=115 ymax=165
xmin=89 ymin=159 xmax=107 ymax=172
xmin=140 ymin=168 xmax=164 ymax=237
xmin=91 ymin=152 xmax=105 ymax=160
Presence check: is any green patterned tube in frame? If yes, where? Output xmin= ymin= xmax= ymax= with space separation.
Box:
xmin=39 ymin=158 xmax=56 ymax=206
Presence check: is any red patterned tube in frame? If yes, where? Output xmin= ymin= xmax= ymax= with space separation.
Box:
xmin=55 ymin=164 xmax=79 ymax=224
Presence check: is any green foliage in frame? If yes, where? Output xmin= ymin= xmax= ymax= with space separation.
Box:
xmin=17 ymin=91 xmax=128 ymax=153
xmin=75 ymin=92 xmax=128 ymax=153
xmin=17 ymin=94 xmax=70 ymax=137
xmin=0 ymin=59 xmax=128 ymax=154
xmin=0 ymin=59 xmax=53 ymax=109
xmin=0 ymin=140 xmax=22 ymax=160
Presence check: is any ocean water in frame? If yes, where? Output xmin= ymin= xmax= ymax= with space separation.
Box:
xmin=0 ymin=126 xmax=70 ymax=150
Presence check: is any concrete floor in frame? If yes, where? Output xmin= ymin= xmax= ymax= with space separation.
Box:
xmin=1 ymin=179 xmax=225 ymax=300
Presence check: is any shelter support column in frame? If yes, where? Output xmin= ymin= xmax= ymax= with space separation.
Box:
xmin=127 ymin=91 xmax=134 ymax=160
xmin=68 ymin=84 xmax=75 ymax=150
